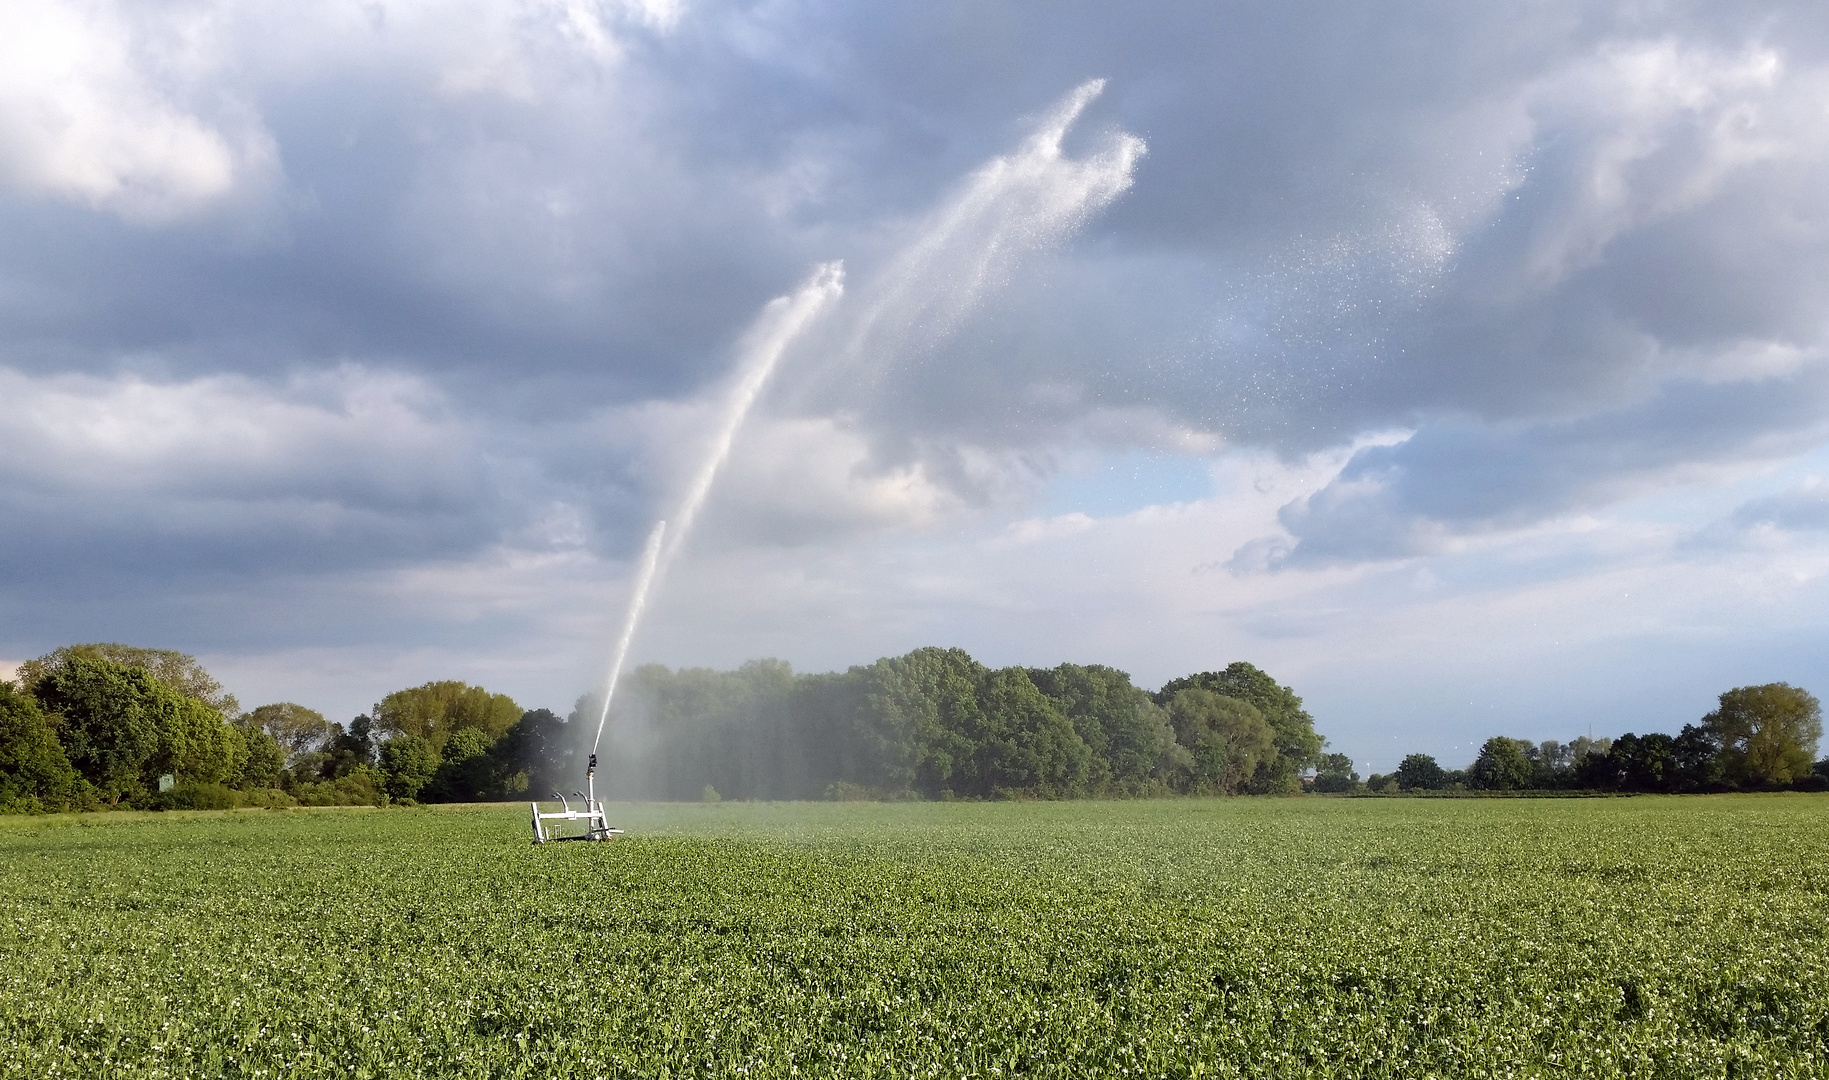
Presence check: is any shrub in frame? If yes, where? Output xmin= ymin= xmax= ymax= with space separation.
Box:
xmin=292 ymin=767 xmax=387 ymax=807
xmin=824 ymin=781 xmax=878 ymax=801
xmin=149 ymin=782 xmax=245 ymax=811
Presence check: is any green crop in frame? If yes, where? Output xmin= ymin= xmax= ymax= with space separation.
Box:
xmin=3 ymin=797 xmax=1828 ymax=1078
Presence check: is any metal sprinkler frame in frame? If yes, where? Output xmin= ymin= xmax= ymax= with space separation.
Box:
xmin=530 ymin=754 xmax=623 ymax=843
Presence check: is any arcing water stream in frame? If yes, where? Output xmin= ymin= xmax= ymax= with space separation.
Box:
xmin=590 ymin=264 xmax=845 ymax=756
xmin=588 ymin=81 xmax=1143 ymax=761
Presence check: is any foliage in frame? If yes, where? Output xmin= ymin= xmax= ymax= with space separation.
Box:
xmin=1027 ymin=664 xmax=1181 ymax=793
xmin=0 ymin=684 xmax=91 ymax=813
xmin=373 ymin=681 xmax=522 ymax=753
xmin=232 ymin=726 xmax=287 ymax=790
xmin=1703 ymin=683 xmax=1823 ymax=788
xmin=488 ymin=709 xmax=573 ymax=798
xmin=606 ymin=649 xmax=1312 ymax=802
xmin=1156 ymin=662 xmax=1322 ymax=793
xmin=378 ymin=736 xmax=440 ymax=801
xmin=424 ymin=727 xmax=497 ymax=802
xmin=3 ymin=798 xmax=1829 ymax=1077
xmin=1394 ymin=752 xmax=1446 ymax=790
xmin=290 ymin=766 xmax=386 ymax=807
xmin=18 ymin=643 xmax=240 ymax=715
xmin=1163 ymin=689 xmax=1274 ymax=795
xmin=1468 ymin=737 xmax=1535 ymax=791
xmin=239 ymin=703 xmax=332 ymax=766
xmin=27 ymin=654 xmax=248 ymax=805
xmin=1312 ymin=752 xmax=1358 ymax=793
xmin=320 ymin=716 xmax=379 ymax=779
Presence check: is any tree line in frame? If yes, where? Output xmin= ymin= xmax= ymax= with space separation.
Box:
xmin=1326 ymin=683 xmax=1825 ymax=795
xmin=596 ymin=648 xmax=1323 ymax=800
xmin=1 ymin=643 xmax=1329 ymax=810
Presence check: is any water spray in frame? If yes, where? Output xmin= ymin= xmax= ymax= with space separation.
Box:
xmin=531 ymin=80 xmax=1144 ymax=842
xmin=533 ymin=265 xmax=845 ymax=842
xmin=591 ymin=518 xmax=668 ymax=757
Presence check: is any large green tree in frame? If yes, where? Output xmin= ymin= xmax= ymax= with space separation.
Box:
xmin=1028 ymin=664 xmax=1181 ymax=793
xmin=972 ymin=668 xmax=1093 ymax=797
xmin=1163 ymin=689 xmax=1275 ymax=795
xmin=856 ymin=648 xmax=989 ymax=796
xmin=379 ymin=736 xmax=440 ymax=801
xmin=1468 ymin=737 xmax=1534 ymax=791
xmin=239 ymin=703 xmax=332 ymax=766
xmin=1157 ymin=663 xmax=1322 ymax=794
xmin=424 ymin=728 xmax=497 ymax=802
xmin=1394 ymin=753 xmax=1446 ymax=791
xmin=31 ymin=656 xmax=242 ymax=802
xmin=1703 ymin=683 xmax=1822 ymax=788
xmin=373 ymin=681 xmax=521 ymax=753
xmin=232 ymin=726 xmax=286 ymax=790
xmin=488 ymin=709 xmax=573 ymax=799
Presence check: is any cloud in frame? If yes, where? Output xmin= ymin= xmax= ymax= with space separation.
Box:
xmin=1 ymin=0 xmax=1828 ymax=757
xmin=1241 ymin=360 xmax=1829 ymax=569
xmin=0 ymin=365 xmax=514 ymax=581
xmin=0 ymin=0 xmax=308 ymax=223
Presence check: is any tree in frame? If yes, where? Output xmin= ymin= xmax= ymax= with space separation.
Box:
xmin=1672 ymin=724 xmax=1724 ymax=791
xmin=1394 ymin=753 xmax=1446 ymax=791
xmin=233 ymin=726 xmax=286 ymax=790
xmin=19 ymin=644 xmax=239 ymax=715
xmin=855 ymin=648 xmax=989 ymax=796
xmin=1028 ymin=664 xmax=1180 ymax=794
xmin=974 ymin=667 xmax=1093 ymax=797
xmin=240 ymin=703 xmax=332 ymax=766
xmin=32 ymin=654 xmax=243 ymax=801
xmin=32 ymin=656 xmax=163 ymax=803
xmin=1164 ymin=689 xmax=1275 ymax=795
xmin=489 ymin=709 xmax=574 ymax=798
xmin=1468 ymin=737 xmax=1534 ymax=791
xmin=1157 ymin=663 xmax=1322 ymax=794
xmin=154 ymin=693 xmax=244 ymax=786
xmin=1313 ymin=752 xmax=1359 ymax=793
xmin=1609 ymin=733 xmax=1678 ymax=792
xmin=0 ymin=683 xmax=91 ymax=813
xmin=321 ymin=716 xmax=378 ymax=779
xmin=379 ymin=736 xmax=440 ymax=801
xmin=1702 ymin=684 xmax=1822 ymax=788
xmin=424 ymin=728 xmax=497 ymax=802
xmin=373 ymin=681 xmax=522 ymax=754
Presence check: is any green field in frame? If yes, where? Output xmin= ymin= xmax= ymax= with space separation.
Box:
xmin=3 ymin=797 xmax=1827 ymax=1078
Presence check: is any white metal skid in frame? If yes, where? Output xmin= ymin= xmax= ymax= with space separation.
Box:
xmin=531 ymin=754 xmax=624 ymax=843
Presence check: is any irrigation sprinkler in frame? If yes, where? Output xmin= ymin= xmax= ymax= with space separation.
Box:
xmin=530 ymin=754 xmax=623 ymax=843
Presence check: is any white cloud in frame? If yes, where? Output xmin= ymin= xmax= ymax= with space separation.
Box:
xmin=0 ymin=0 xmax=257 ymax=220
xmin=1513 ymin=40 xmax=1791 ymax=286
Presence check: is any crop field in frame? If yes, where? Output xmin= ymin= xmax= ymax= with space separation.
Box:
xmin=3 ymin=798 xmax=1828 ymax=1079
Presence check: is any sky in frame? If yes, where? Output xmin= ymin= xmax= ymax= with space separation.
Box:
xmin=2 ymin=0 xmax=1827 ymax=772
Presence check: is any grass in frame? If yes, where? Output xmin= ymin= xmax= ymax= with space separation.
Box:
xmin=3 ymin=796 xmax=1828 ymax=1078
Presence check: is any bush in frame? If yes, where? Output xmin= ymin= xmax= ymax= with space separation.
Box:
xmin=292 ymin=767 xmax=386 ymax=807
xmin=824 ymin=781 xmax=878 ymax=801
xmin=148 ymin=782 xmax=245 ymax=811
xmin=240 ymin=788 xmax=297 ymax=809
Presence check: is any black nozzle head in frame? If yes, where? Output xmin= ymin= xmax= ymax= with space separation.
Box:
xmin=587 ymin=753 xmax=597 ymax=776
